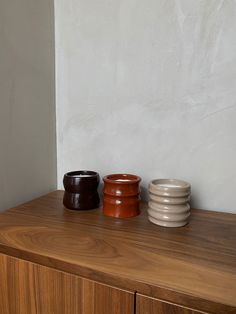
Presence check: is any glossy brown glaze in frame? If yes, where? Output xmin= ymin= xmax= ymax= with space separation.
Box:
xmin=103 ymin=174 xmax=141 ymax=218
xmin=0 ymin=191 xmax=235 ymax=313
xmin=63 ymin=170 xmax=100 ymax=210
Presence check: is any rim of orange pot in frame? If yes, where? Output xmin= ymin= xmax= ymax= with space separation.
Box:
xmin=103 ymin=173 xmax=141 ymax=184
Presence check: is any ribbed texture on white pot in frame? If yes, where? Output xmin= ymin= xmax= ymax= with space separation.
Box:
xmin=148 ymin=179 xmax=191 ymax=227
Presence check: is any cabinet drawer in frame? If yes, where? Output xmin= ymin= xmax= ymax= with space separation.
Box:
xmin=136 ymin=294 xmax=204 ymax=314
xmin=0 ymin=253 xmax=134 ymax=314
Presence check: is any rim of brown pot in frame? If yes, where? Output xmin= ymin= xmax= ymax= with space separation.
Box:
xmin=64 ymin=170 xmax=99 ymax=178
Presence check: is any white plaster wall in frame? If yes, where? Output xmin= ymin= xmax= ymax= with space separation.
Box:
xmin=0 ymin=0 xmax=56 ymax=210
xmin=55 ymin=0 xmax=236 ymax=213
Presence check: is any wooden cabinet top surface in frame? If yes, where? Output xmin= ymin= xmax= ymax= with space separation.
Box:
xmin=0 ymin=191 xmax=235 ymax=313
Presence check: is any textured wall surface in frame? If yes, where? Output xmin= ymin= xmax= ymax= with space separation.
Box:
xmin=55 ymin=0 xmax=236 ymax=212
xmin=0 ymin=0 xmax=57 ymax=210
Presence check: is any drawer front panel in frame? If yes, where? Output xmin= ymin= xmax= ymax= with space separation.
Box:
xmin=136 ymin=294 xmax=204 ymax=314
xmin=0 ymin=253 xmax=134 ymax=314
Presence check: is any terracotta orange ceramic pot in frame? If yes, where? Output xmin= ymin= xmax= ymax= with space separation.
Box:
xmin=103 ymin=174 xmax=141 ymax=218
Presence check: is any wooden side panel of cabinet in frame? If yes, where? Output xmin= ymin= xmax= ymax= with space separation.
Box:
xmin=0 ymin=254 xmax=134 ymax=314
xmin=136 ymin=294 xmax=204 ymax=314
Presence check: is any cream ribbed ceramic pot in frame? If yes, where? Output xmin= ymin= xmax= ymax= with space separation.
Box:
xmin=148 ymin=179 xmax=191 ymax=227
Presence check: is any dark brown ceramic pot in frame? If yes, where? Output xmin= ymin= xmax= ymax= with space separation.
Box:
xmin=103 ymin=174 xmax=141 ymax=218
xmin=63 ymin=170 xmax=100 ymax=210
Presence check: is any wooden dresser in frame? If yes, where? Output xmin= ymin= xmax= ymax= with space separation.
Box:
xmin=0 ymin=191 xmax=235 ymax=314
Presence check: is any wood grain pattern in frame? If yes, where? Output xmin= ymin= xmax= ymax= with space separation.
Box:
xmin=136 ymin=294 xmax=203 ymax=314
xmin=0 ymin=191 xmax=235 ymax=313
xmin=0 ymin=253 xmax=134 ymax=314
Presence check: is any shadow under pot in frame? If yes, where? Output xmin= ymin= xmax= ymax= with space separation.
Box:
xmin=63 ymin=170 xmax=100 ymax=210
xmin=103 ymin=174 xmax=141 ymax=218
